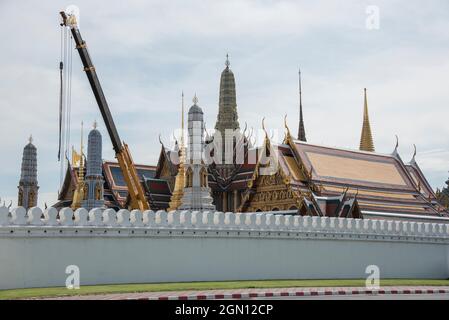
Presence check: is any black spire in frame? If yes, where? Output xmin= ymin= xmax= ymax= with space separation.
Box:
xmin=298 ymin=69 xmax=306 ymax=142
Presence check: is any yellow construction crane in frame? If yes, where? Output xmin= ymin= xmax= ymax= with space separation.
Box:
xmin=60 ymin=11 xmax=149 ymax=211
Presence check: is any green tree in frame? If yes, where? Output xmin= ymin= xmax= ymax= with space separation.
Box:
xmin=437 ymin=175 xmax=449 ymax=208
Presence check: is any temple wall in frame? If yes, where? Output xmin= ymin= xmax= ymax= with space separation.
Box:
xmin=0 ymin=206 xmax=448 ymax=290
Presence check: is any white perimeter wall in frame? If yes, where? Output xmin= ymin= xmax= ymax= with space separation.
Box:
xmin=0 ymin=206 xmax=448 ymax=290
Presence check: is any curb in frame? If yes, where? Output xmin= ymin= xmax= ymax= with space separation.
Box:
xmin=132 ymin=288 xmax=449 ymax=300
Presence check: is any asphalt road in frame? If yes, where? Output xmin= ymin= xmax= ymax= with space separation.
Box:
xmin=255 ymin=294 xmax=449 ymax=300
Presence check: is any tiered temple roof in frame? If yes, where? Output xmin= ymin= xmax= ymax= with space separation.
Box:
xmin=238 ymin=132 xmax=447 ymax=219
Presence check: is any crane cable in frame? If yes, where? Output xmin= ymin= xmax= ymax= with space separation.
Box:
xmin=58 ymin=22 xmax=73 ymax=189
xmin=58 ymin=26 xmax=63 ymax=162
xmin=58 ymin=24 xmax=65 ymax=188
xmin=66 ymin=33 xmax=73 ymax=163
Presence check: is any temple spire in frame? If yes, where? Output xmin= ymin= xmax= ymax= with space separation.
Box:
xmin=359 ymin=88 xmax=375 ymax=152
xmin=215 ymin=53 xmax=239 ymax=133
xmin=168 ymin=91 xmax=187 ymax=211
xmin=298 ymin=68 xmax=306 ymax=142
xmin=82 ymin=120 xmax=104 ymax=211
xmin=18 ymin=136 xmax=39 ymax=209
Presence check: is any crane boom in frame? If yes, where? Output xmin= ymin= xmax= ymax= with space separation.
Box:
xmin=60 ymin=11 xmax=149 ymax=211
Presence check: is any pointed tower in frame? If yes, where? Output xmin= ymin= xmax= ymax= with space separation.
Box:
xmin=179 ymin=95 xmax=215 ymax=211
xmin=168 ymin=92 xmax=187 ymax=211
xmin=359 ymin=88 xmax=375 ymax=152
xmin=82 ymin=121 xmax=104 ymax=210
xmin=213 ymin=54 xmax=242 ymax=178
xmin=298 ymin=69 xmax=307 ymax=142
xmin=215 ymin=54 xmax=240 ymax=133
xmin=18 ymin=136 xmax=39 ymax=209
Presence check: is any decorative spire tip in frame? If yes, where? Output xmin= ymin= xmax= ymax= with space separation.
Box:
xmin=192 ymin=93 xmax=199 ymax=105
xmin=225 ymin=53 xmax=230 ymax=68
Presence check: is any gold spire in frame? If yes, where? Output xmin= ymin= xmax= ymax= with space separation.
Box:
xmin=72 ymin=122 xmax=86 ymax=209
xmin=168 ymin=93 xmax=187 ymax=211
xmin=359 ymin=88 xmax=375 ymax=152
xmin=71 ymin=146 xmax=81 ymax=167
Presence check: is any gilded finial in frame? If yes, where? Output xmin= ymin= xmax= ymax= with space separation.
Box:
xmin=193 ymin=93 xmax=198 ymax=105
xmin=225 ymin=53 xmax=230 ymax=68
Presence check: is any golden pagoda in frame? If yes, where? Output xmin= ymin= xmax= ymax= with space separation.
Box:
xmin=359 ymin=88 xmax=375 ymax=152
xmin=71 ymin=122 xmax=86 ymax=210
xmin=168 ymin=93 xmax=186 ymax=211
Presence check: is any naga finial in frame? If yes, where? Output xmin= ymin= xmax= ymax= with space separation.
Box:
xmin=411 ymin=144 xmax=417 ymax=163
xmin=262 ymin=117 xmax=269 ymax=139
xmin=158 ymin=134 xmax=164 ymax=147
xmin=393 ymin=135 xmax=399 ymax=155
xmin=284 ymin=114 xmax=292 ymax=137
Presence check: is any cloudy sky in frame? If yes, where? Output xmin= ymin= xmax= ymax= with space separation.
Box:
xmin=0 ymin=0 xmax=448 ymax=207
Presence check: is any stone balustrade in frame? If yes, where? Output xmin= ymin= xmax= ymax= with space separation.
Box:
xmin=1 ymin=205 xmax=449 ymax=290
xmin=0 ymin=205 xmax=448 ymax=243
